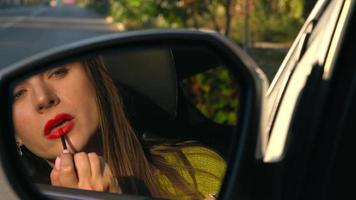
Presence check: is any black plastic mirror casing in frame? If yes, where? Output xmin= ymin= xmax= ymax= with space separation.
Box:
xmin=0 ymin=29 xmax=267 ymax=200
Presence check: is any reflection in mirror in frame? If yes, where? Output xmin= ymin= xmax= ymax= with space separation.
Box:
xmin=10 ymin=46 xmax=240 ymax=199
xmin=181 ymin=66 xmax=239 ymax=126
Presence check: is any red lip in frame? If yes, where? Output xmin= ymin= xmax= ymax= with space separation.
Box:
xmin=44 ymin=113 xmax=74 ymax=139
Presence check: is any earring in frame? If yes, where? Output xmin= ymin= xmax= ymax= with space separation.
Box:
xmin=16 ymin=141 xmax=23 ymax=157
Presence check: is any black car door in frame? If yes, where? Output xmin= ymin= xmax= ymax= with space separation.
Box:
xmin=257 ymin=0 xmax=355 ymax=200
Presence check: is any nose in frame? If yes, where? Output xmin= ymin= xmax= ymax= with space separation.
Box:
xmin=31 ymin=80 xmax=60 ymax=113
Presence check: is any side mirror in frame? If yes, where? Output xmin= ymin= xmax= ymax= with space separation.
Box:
xmin=0 ymin=30 xmax=268 ymax=200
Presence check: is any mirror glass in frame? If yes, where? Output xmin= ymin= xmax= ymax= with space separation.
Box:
xmin=9 ymin=45 xmax=241 ymax=199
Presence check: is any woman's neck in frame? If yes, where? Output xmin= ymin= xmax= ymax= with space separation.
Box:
xmin=82 ymin=132 xmax=103 ymax=155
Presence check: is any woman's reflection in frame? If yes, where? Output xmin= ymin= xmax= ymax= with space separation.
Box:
xmin=12 ymin=57 xmax=225 ymax=199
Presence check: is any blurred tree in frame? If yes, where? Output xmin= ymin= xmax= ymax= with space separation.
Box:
xmin=249 ymin=0 xmax=305 ymax=42
xmin=181 ymin=66 xmax=240 ymax=125
xmin=80 ymin=0 xmax=316 ymax=121
xmin=106 ymin=0 xmax=236 ymax=36
xmin=82 ymin=0 xmax=315 ymax=43
xmin=78 ymin=0 xmax=110 ymax=14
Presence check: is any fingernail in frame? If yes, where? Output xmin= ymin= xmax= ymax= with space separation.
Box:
xmin=63 ymin=149 xmax=70 ymax=154
xmin=54 ymin=157 xmax=61 ymax=170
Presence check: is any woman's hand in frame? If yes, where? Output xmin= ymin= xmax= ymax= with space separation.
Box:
xmin=50 ymin=150 xmax=121 ymax=193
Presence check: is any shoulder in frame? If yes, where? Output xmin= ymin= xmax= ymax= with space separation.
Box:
xmin=158 ymin=144 xmax=226 ymax=196
xmin=180 ymin=146 xmax=226 ymax=186
xmin=155 ymin=144 xmax=226 ymax=172
xmin=158 ymin=144 xmax=226 ymax=170
xmin=180 ymin=146 xmax=226 ymax=174
xmin=183 ymin=146 xmax=226 ymax=197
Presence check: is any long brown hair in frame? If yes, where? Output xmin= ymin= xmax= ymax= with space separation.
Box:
xmin=82 ymin=57 xmax=205 ymax=199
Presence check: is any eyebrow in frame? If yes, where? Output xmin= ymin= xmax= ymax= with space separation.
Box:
xmin=13 ymin=70 xmax=47 ymax=89
xmin=13 ymin=80 xmax=27 ymax=90
xmin=45 ymin=66 xmax=60 ymax=76
xmin=13 ymin=65 xmax=67 ymax=90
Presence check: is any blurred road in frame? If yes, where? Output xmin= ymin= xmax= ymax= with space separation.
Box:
xmin=0 ymin=5 xmax=116 ymax=68
xmin=0 ymin=4 xmax=116 ymax=199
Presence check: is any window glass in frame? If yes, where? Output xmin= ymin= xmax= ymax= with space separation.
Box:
xmin=181 ymin=66 xmax=239 ymax=126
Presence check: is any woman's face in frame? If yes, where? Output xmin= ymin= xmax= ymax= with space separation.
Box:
xmin=12 ymin=62 xmax=99 ymax=160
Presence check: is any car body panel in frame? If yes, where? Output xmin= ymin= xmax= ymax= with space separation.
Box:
xmin=0 ymin=1 xmax=355 ymax=199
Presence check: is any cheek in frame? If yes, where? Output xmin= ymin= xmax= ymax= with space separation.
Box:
xmin=61 ymin=78 xmax=100 ymax=136
xmin=73 ymin=76 xmax=99 ymax=131
xmin=83 ymin=93 xmax=100 ymax=134
xmin=12 ymin=104 xmax=49 ymax=157
xmin=13 ymin=103 xmax=36 ymax=140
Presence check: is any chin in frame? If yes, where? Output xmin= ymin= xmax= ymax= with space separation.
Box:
xmin=65 ymin=138 xmax=87 ymax=153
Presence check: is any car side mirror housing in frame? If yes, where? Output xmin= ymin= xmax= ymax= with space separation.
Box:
xmin=0 ymin=30 xmax=268 ymax=200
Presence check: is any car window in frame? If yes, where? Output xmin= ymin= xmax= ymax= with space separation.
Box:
xmin=180 ymin=66 xmax=239 ymax=126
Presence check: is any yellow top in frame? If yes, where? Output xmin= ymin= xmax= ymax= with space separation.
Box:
xmin=157 ymin=146 xmax=226 ymax=199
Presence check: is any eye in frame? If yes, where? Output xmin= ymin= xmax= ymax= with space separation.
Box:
xmin=13 ymin=89 xmax=27 ymax=101
xmin=48 ymin=67 xmax=68 ymax=79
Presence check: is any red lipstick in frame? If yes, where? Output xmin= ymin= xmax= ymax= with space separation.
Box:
xmin=44 ymin=113 xmax=74 ymax=139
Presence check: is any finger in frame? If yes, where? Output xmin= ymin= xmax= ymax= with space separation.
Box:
xmin=50 ymin=157 xmax=61 ymax=186
xmin=74 ymin=152 xmax=91 ymax=183
xmin=59 ymin=150 xmax=78 ymax=188
xmin=88 ymin=152 xmax=101 ymax=179
xmin=88 ymin=154 xmax=108 ymax=191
